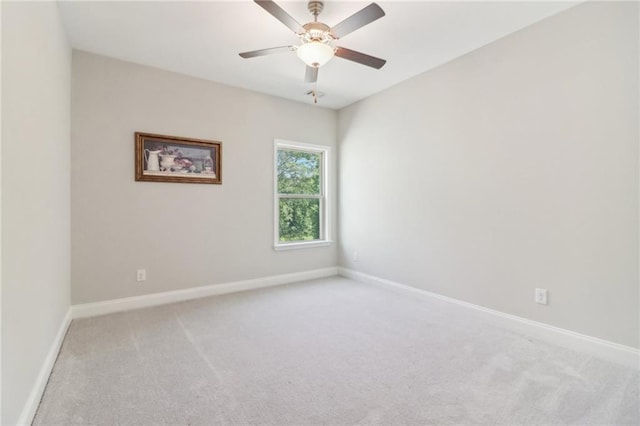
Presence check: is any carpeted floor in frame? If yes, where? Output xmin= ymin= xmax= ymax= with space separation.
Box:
xmin=34 ymin=277 xmax=638 ymax=425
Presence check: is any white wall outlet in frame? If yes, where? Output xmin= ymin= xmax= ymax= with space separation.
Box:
xmin=136 ymin=269 xmax=146 ymax=282
xmin=535 ymin=288 xmax=548 ymax=305
xmin=353 ymin=251 xmax=359 ymax=262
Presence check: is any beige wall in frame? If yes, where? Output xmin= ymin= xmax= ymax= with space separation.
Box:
xmin=338 ymin=1 xmax=639 ymax=348
xmin=71 ymin=52 xmax=337 ymax=304
xmin=1 ymin=2 xmax=72 ymax=424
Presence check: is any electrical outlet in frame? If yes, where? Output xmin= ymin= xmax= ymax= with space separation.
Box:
xmin=137 ymin=269 xmax=146 ymax=282
xmin=535 ymin=288 xmax=548 ymax=305
xmin=353 ymin=251 xmax=359 ymax=262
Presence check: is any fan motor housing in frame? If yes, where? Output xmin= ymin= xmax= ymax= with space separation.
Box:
xmin=302 ymin=22 xmax=331 ymax=34
xmin=301 ymin=22 xmax=333 ymax=43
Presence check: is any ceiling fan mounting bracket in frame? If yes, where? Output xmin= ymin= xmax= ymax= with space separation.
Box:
xmin=307 ymin=1 xmax=324 ymax=20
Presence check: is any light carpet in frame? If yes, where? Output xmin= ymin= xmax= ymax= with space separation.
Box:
xmin=34 ymin=277 xmax=638 ymax=425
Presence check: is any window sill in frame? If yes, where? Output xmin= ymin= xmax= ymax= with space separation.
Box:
xmin=274 ymin=240 xmax=333 ymax=251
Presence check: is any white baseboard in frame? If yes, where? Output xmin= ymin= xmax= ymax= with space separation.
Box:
xmin=339 ymin=267 xmax=639 ymax=370
xmin=72 ymin=267 xmax=338 ymax=319
xmin=17 ymin=307 xmax=72 ymax=426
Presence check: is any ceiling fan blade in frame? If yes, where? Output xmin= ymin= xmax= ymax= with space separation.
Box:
xmin=305 ymin=66 xmax=318 ymax=83
xmin=239 ymin=46 xmax=295 ymax=59
xmin=335 ymin=47 xmax=386 ymax=69
xmin=254 ymin=0 xmax=304 ymax=34
xmin=330 ymin=3 xmax=385 ymax=39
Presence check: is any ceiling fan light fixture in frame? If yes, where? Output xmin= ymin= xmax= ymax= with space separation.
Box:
xmin=296 ymin=41 xmax=334 ymax=68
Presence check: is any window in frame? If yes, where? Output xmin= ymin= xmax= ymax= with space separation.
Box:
xmin=274 ymin=140 xmax=330 ymax=250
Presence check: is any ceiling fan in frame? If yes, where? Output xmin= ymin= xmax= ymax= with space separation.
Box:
xmin=239 ymin=0 xmax=387 ymax=87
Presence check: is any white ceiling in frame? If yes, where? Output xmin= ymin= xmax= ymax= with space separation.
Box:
xmin=58 ymin=1 xmax=578 ymax=110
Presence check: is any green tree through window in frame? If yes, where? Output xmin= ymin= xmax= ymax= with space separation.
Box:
xmin=276 ymin=143 xmax=327 ymax=245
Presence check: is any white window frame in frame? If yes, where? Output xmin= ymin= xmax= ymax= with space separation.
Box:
xmin=274 ymin=139 xmax=331 ymax=251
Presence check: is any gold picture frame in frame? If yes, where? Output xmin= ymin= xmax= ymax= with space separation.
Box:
xmin=135 ymin=132 xmax=222 ymax=184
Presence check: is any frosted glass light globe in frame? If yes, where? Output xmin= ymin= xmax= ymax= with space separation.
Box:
xmin=296 ymin=41 xmax=334 ymax=67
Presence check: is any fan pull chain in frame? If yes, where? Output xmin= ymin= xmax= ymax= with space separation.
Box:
xmin=311 ymin=81 xmax=319 ymax=104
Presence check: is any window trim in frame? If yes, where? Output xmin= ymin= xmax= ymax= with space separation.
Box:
xmin=274 ymin=139 xmax=331 ymax=250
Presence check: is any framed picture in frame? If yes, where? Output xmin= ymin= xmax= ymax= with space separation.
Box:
xmin=135 ymin=132 xmax=222 ymax=184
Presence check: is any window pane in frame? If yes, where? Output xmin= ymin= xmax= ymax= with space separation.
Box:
xmin=279 ymin=198 xmax=320 ymax=242
xmin=277 ymin=150 xmax=321 ymax=195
